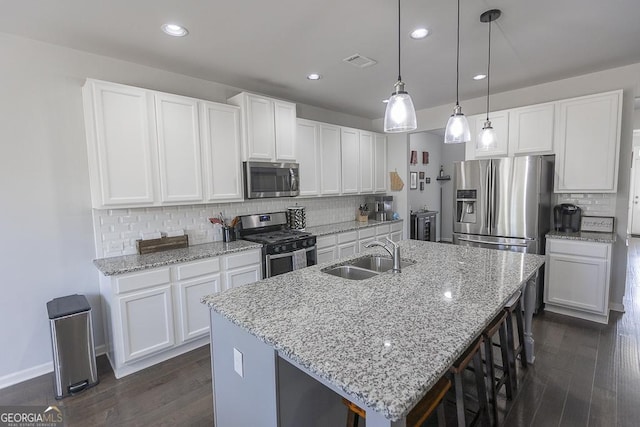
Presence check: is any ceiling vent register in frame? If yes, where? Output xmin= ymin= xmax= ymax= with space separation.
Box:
xmin=343 ymin=54 xmax=377 ymax=68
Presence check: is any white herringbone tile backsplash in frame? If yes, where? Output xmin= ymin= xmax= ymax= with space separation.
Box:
xmin=92 ymin=196 xmax=370 ymax=257
xmin=555 ymin=193 xmax=617 ymax=217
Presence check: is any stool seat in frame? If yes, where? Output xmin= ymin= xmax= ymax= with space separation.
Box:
xmin=342 ymin=376 xmax=451 ymax=427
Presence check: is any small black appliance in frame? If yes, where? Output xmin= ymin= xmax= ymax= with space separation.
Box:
xmin=553 ymin=204 xmax=582 ymax=232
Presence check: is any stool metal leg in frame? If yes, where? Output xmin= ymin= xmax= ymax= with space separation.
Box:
xmin=497 ymin=322 xmax=514 ymax=400
xmin=454 ymin=371 xmax=466 ymax=427
xmin=472 ymin=349 xmax=491 ymax=426
xmin=515 ymin=299 xmax=528 ymax=369
xmin=484 ymin=337 xmax=498 ymax=425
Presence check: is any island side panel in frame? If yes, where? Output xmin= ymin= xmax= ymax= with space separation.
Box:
xmin=210 ymin=311 xmax=279 ymax=427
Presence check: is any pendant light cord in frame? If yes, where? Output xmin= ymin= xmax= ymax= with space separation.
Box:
xmin=397 ymin=0 xmax=402 ymax=82
xmin=455 ymin=0 xmax=460 ymax=106
xmin=486 ymin=19 xmax=492 ymax=121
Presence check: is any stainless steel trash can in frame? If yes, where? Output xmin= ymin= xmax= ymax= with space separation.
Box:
xmin=47 ymin=294 xmax=99 ymax=399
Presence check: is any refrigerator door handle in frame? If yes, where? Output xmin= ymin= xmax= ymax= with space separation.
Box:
xmin=486 ymin=161 xmax=492 ymax=233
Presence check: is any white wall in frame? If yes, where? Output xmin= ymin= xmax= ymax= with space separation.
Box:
xmin=0 ymin=32 xmax=373 ymax=386
xmin=374 ymin=62 xmax=640 ymax=310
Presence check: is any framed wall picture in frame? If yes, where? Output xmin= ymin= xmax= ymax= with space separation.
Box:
xmin=426 ymin=177 xmax=431 ymax=184
xmin=422 ymin=151 xmax=429 ymax=164
xmin=419 ymin=171 xmax=425 ymax=179
xmin=410 ymin=150 xmax=418 ymax=164
xmin=419 ymin=182 xmax=424 ymax=191
xmin=580 ymin=216 xmax=615 ymax=233
xmin=410 ymin=172 xmax=418 ymax=189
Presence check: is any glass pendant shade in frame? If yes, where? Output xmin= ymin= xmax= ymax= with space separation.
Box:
xmin=476 ymin=120 xmax=498 ymax=150
xmin=383 ymin=81 xmax=417 ymax=132
xmin=444 ymin=105 xmax=471 ymax=144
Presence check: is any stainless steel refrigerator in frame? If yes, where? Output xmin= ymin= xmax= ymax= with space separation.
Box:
xmin=452 ymin=155 xmax=554 ymax=308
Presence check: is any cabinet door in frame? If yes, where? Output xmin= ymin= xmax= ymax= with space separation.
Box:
xmin=545 ymin=254 xmax=608 ymax=314
xmin=341 ymin=128 xmax=359 ymax=194
xmin=245 ymin=94 xmax=275 ymax=160
xmin=118 ymin=285 xmax=174 ymax=363
xmin=359 ymin=131 xmax=374 ymax=193
xmin=224 ymin=264 xmax=261 ymax=290
xmin=555 ymin=91 xmax=622 ymax=192
xmin=508 ymin=102 xmax=555 ymax=155
xmin=296 ymin=119 xmax=320 ymax=196
xmin=274 ymin=101 xmax=296 ymax=161
xmin=390 ymin=231 xmax=402 ymax=243
xmin=338 ymin=241 xmax=358 ymax=258
xmin=374 ymin=134 xmax=387 ymax=192
xmin=358 ymin=237 xmax=376 ymax=252
xmin=317 ymin=246 xmax=337 ymax=264
xmin=319 ymin=123 xmax=342 ymax=195
xmin=84 ymin=80 xmax=155 ymax=207
xmin=200 ymin=102 xmax=243 ymax=201
xmin=472 ymin=111 xmax=509 ymax=158
xmin=175 ymin=274 xmax=221 ymax=343
xmin=155 ymin=93 xmax=203 ymax=203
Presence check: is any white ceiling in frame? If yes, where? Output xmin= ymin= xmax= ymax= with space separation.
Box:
xmin=2 ymin=0 xmax=640 ymax=119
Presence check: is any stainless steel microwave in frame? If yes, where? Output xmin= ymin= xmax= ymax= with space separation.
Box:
xmin=243 ymin=161 xmax=300 ymax=199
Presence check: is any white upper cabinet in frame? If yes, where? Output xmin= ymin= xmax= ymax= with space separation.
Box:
xmin=228 ymin=92 xmax=296 ymax=162
xmin=83 ymin=80 xmax=156 ymax=207
xmin=341 ymin=127 xmax=359 ymax=194
xmin=374 ymin=133 xmax=387 ymax=192
xmin=296 ymin=119 xmax=320 ymax=196
xmin=359 ymin=131 xmax=374 ymax=193
xmin=83 ymin=79 xmax=246 ymax=208
xmin=508 ymin=102 xmax=555 ymax=155
xmin=471 ymin=110 xmax=510 ymax=158
xmin=274 ymin=101 xmax=296 ymax=161
xmin=555 ymin=90 xmax=622 ymax=193
xmin=200 ymin=101 xmax=244 ymax=202
xmin=319 ymin=123 xmax=342 ymax=195
xmin=154 ymin=93 xmax=203 ymax=203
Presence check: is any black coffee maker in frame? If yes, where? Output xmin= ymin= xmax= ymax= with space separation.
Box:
xmin=553 ymin=204 xmax=582 ymax=232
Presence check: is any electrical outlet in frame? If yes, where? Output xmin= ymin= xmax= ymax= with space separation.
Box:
xmin=233 ymin=348 xmax=243 ymax=377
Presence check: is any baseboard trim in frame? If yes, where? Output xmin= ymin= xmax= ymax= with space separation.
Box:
xmin=0 ymin=344 xmax=106 ymax=390
xmin=609 ymin=302 xmax=625 ymax=313
xmin=0 ymin=361 xmax=53 ymax=390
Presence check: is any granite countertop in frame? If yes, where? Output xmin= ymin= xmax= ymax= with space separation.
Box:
xmin=546 ymin=230 xmax=616 ymax=244
xmin=202 ymin=240 xmax=544 ymax=421
xmin=306 ymin=218 xmax=403 ymax=237
xmin=93 ymin=240 xmax=263 ymax=276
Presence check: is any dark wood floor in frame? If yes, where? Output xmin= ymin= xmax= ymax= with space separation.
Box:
xmin=3 ymin=239 xmax=640 ymax=426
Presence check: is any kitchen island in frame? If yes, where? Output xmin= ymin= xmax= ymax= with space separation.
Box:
xmin=202 ymin=240 xmax=544 ymax=426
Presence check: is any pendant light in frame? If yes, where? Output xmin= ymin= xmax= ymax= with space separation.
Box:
xmin=383 ymin=0 xmax=417 ymax=133
xmin=444 ymin=0 xmax=470 ymax=144
xmin=477 ymin=9 xmax=501 ymax=151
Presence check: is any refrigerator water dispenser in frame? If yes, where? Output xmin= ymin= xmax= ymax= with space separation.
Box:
xmin=456 ymin=189 xmax=477 ymax=224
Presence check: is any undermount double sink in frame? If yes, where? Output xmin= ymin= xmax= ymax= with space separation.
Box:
xmin=321 ymin=255 xmax=415 ymax=280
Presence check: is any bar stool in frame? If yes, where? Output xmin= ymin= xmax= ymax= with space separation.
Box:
xmin=482 ymin=310 xmax=514 ymax=426
xmin=342 ymin=376 xmax=451 ymax=427
xmin=450 ymin=336 xmax=491 ymax=427
xmin=503 ymin=290 xmax=528 ymax=393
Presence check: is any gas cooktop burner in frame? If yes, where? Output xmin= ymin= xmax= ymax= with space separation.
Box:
xmin=243 ymin=230 xmax=310 ymax=245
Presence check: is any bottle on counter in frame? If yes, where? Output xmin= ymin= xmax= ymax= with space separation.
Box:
xmin=439 ymin=165 xmax=444 ymax=178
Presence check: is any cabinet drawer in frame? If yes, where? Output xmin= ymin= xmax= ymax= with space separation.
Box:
xmin=547 ymin=239 xmax=609 ymax=258
xmin=376 ymin=224 xmax=391 ymax=235
xmin=175 ymin=258 xmax=220 ymax=280
xmin=337 ymin=231 xmax=357 ymax=244
xmin=316 ymin=235 xmax=336 ymax=249
xmin=358 ymin=227 xmax=376 ymax=239
xmin=391 ymin=222 xmax=403 ymax=232
xmin=115 ymin=267 xmax=171 ymax=294
xmin=224 ymin=249 xmax=262 ymax=270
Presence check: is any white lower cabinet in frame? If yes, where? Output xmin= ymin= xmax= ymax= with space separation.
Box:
xmin=316 ymin=221 xmax=404 ymax=262
xmin=316 ymin=235 xmax=337 ymax=264
xmin=100 ymin=248 xmax=261 ymax=378
xmin=175 ymin=274 xmax=221 ymax=343
xmin=544 ymin=238 xmax=612 ymax=324
xmin=118 ymin=285 xmax=175 ymax=363
xmin=390 ymin=221 xmax=403 ymax=242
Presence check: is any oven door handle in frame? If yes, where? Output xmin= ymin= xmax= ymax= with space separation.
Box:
xmin=265 ymin=246 xmax=316 ymax=261
xmin=265 ymin=246 xmax=317 ymax=278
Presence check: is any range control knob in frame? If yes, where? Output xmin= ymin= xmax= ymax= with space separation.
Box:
xmin=274 ymin=246 xmax=280 ymax=253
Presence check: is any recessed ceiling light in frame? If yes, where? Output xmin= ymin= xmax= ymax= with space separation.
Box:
xmin=307 ymin=73 xmax=322 ymax=80
xmin=161 ymin=23 xmax=189 ymax=37
xmin=410 ymin=28 xmax=429 ymax=39
xmin=473 ymin=74 xmax=487 ymax=80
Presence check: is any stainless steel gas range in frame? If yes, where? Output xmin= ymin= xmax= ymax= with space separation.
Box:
xmin=238 ymin=212 xmax=317 ymax=278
